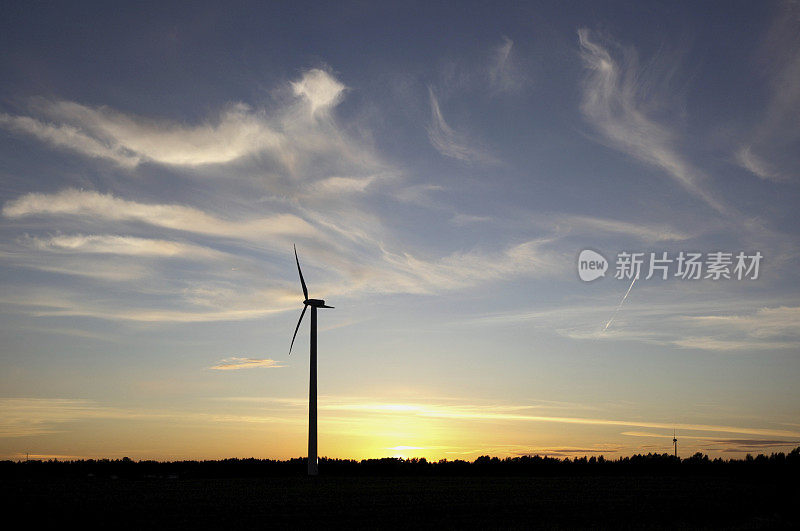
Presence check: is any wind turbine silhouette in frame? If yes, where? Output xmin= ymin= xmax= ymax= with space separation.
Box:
xmin=673 ymin=429 xmax=678 ymax=458
xmin=289 ymin=245 xmax=333 ymax=476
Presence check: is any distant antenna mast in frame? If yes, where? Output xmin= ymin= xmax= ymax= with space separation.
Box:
xmin=673 ymin=429 xmax=678 ymax=458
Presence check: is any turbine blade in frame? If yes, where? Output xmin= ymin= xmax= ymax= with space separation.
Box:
xmin=289 ymin=304 xmax=308 ymax=355
xmin=294 ymin=244 xmax=309 ymax=300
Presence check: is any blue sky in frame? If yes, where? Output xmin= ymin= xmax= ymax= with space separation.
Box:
xmin=1 ymin=0 xmax=799 ymax=460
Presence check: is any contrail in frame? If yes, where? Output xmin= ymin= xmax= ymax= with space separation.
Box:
xmin=603 ymin=274 xmax=638 ymax=332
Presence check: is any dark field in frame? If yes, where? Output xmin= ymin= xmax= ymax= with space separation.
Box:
xmin=3 ymin=475 xmax=796 ymax=529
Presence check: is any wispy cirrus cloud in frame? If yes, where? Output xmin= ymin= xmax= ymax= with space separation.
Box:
xmin=1 ymin=233 xmax=229 ymax=284
xmin=0 ymin=281 xmax=292 ymax=323
xmin=0 ymin=398 xmax=107 ymax=437
xmin=565 ymin=302 xmax=800 ymax=352
xmin=735 ymin=146 xmax=788 ymax=183
xmin=222 ymin=395 xmax=800 ymax=439
xmin=291 ymin=68 xmax=346 ymax=115
xmin=427 ymin=87 xmax=496 ymax=164
xmin=542 ymin=213 xmax=694 ymax=241
xmin=0 ymin=113 xmax=141 ymax=167
xmin=735 ymin=1 xmax=800 ymax=182
xmin=19 ymin=234 xmax=226 ymax=259
xmin=674 ymin=306 xmax=800 ymax=351
xmin=0 ymin=253 xmax=150 ymax=281
xmin=471 ymin=297 xmax=800 ymax=352
xmin=1 ymin=235 xmax=566 ymax=323
xmin=0 ymin=187 xmax=570 ymax=323
xmin=6 ymin=395 xmax=795 ymax=459
xmin=0 ymin=64 xmax=574 ymax=326
xmin=310 ymin=175 xmax=376 ymax=195
xmin=2 ymin=101 xmax=281 ymax=167
xmin=687 ymin=305 xmax=800 ymax=335
xmin=448 ymin=211 xmax=696 ymax=241
xmin=670 ymin=337 xmax=797 ymax=351
xmin=366 ymin=238 xmax=564 ymax=295
xmin=0 ymin=69 xmax=375 ymax=175
xmin=210 ymin=357 xmax=285 ymax=370
xmin=0 ymin=397 xmax=301 ymax=440
xmin=3 ymin=189 xmax=316 ymax=241
xmin=488 ymin=36 xmax=525 ymax=93
xmin=577 ymin=29 xmax=726 ymax=213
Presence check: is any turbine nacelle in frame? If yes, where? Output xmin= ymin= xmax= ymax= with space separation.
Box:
xmin=304 ymin=299 xmax=334 ymax=308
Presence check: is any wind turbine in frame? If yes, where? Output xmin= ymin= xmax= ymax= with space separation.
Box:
xmin=289 ymin=245 xmax=333 ymax=476
xmin=673 ymin=429 xmax=678 ymax=458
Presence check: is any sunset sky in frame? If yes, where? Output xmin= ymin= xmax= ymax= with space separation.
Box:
xmin=1 ymin=1 xmax=799 ymax=461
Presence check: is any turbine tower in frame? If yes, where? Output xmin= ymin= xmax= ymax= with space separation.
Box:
xmin=289 ymin=245 xmax=333 ymax=476
xmin=673 ymin=429 xmax=678 ymax=458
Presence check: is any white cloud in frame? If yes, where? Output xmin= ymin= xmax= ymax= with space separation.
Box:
xmin=427 ymin=87 xmax=495 ymax=163
xmin=489 ymin=36 xmax=523 ymax=93
xmin=577 ymin=302 xmax=800 ymax=352
xmin=590 ymin=303 xmax=800 ymax=351
xmin=684 ymin=306 xmax=800 ymax=340
xmin=15 ymin=101 xmax=282 ymax=167
xmin=0 ymin=69 xmax=364 ymax=171
xmin=735 ymin=3 xmax=800 ymax=182
xmin=362 ymin=238 xmax=564 ymax=295
xmin=0 ymin=397 xmax=301 ymax=439
xmin=210 ymin=357 xmax=285 ymax=370
xmin=291 ymin=68 xmax=346 ymax=114
xmin=21 ymin=234 xmax=225 ymax=259
xmin=0 ymin=113 xmax=141 ymax=167
xmin=577 ymin=29 xmax=726 ymax=213
xmin=3 ymin=189 xmax=316 ymax=241
xmin=545 ymin=213 xmax=693 ymax=241
xmin=470 ymin=297 xmax=800 ymax=353
xmin=735 ymin=146 xmax=787 ymax=182
xmin=10 ymin=299 xmax=284 ymax=323
xmin=0 ymin=398 xmax=105 ymax=437
xmin=310 ymin=175 xmax=375 ymax=195
xmin=0 ymin=264 xmax=297 ymax=322
xmin=1 ymin=188 xmax=572 ymax=322
xmin=449 ymin=211 xmax=695 ymax=241
xmin=220 ymin=395 xmax=800 ymax=439
xmin=6 ymin=395 xmax=797 ymax=450
xmin=0 ymin=253 xmax=149 ymax=281
xmin=672 ymin=337 xmax=796 ymax=351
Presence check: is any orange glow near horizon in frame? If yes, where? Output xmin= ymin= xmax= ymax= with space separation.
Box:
xmin=4 ymin=396 xmax=798 ymax=462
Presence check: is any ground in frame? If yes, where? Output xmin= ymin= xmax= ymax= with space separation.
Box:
xmin=3 ymin=475 xmax=796 ymax=529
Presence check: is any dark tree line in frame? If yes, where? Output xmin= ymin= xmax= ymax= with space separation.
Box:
xmin=3 ymin=447 xmax=799 ymax=479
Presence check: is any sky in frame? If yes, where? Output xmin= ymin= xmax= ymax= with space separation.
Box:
xmin=1 ymin=0 xmax=799 ymax=462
